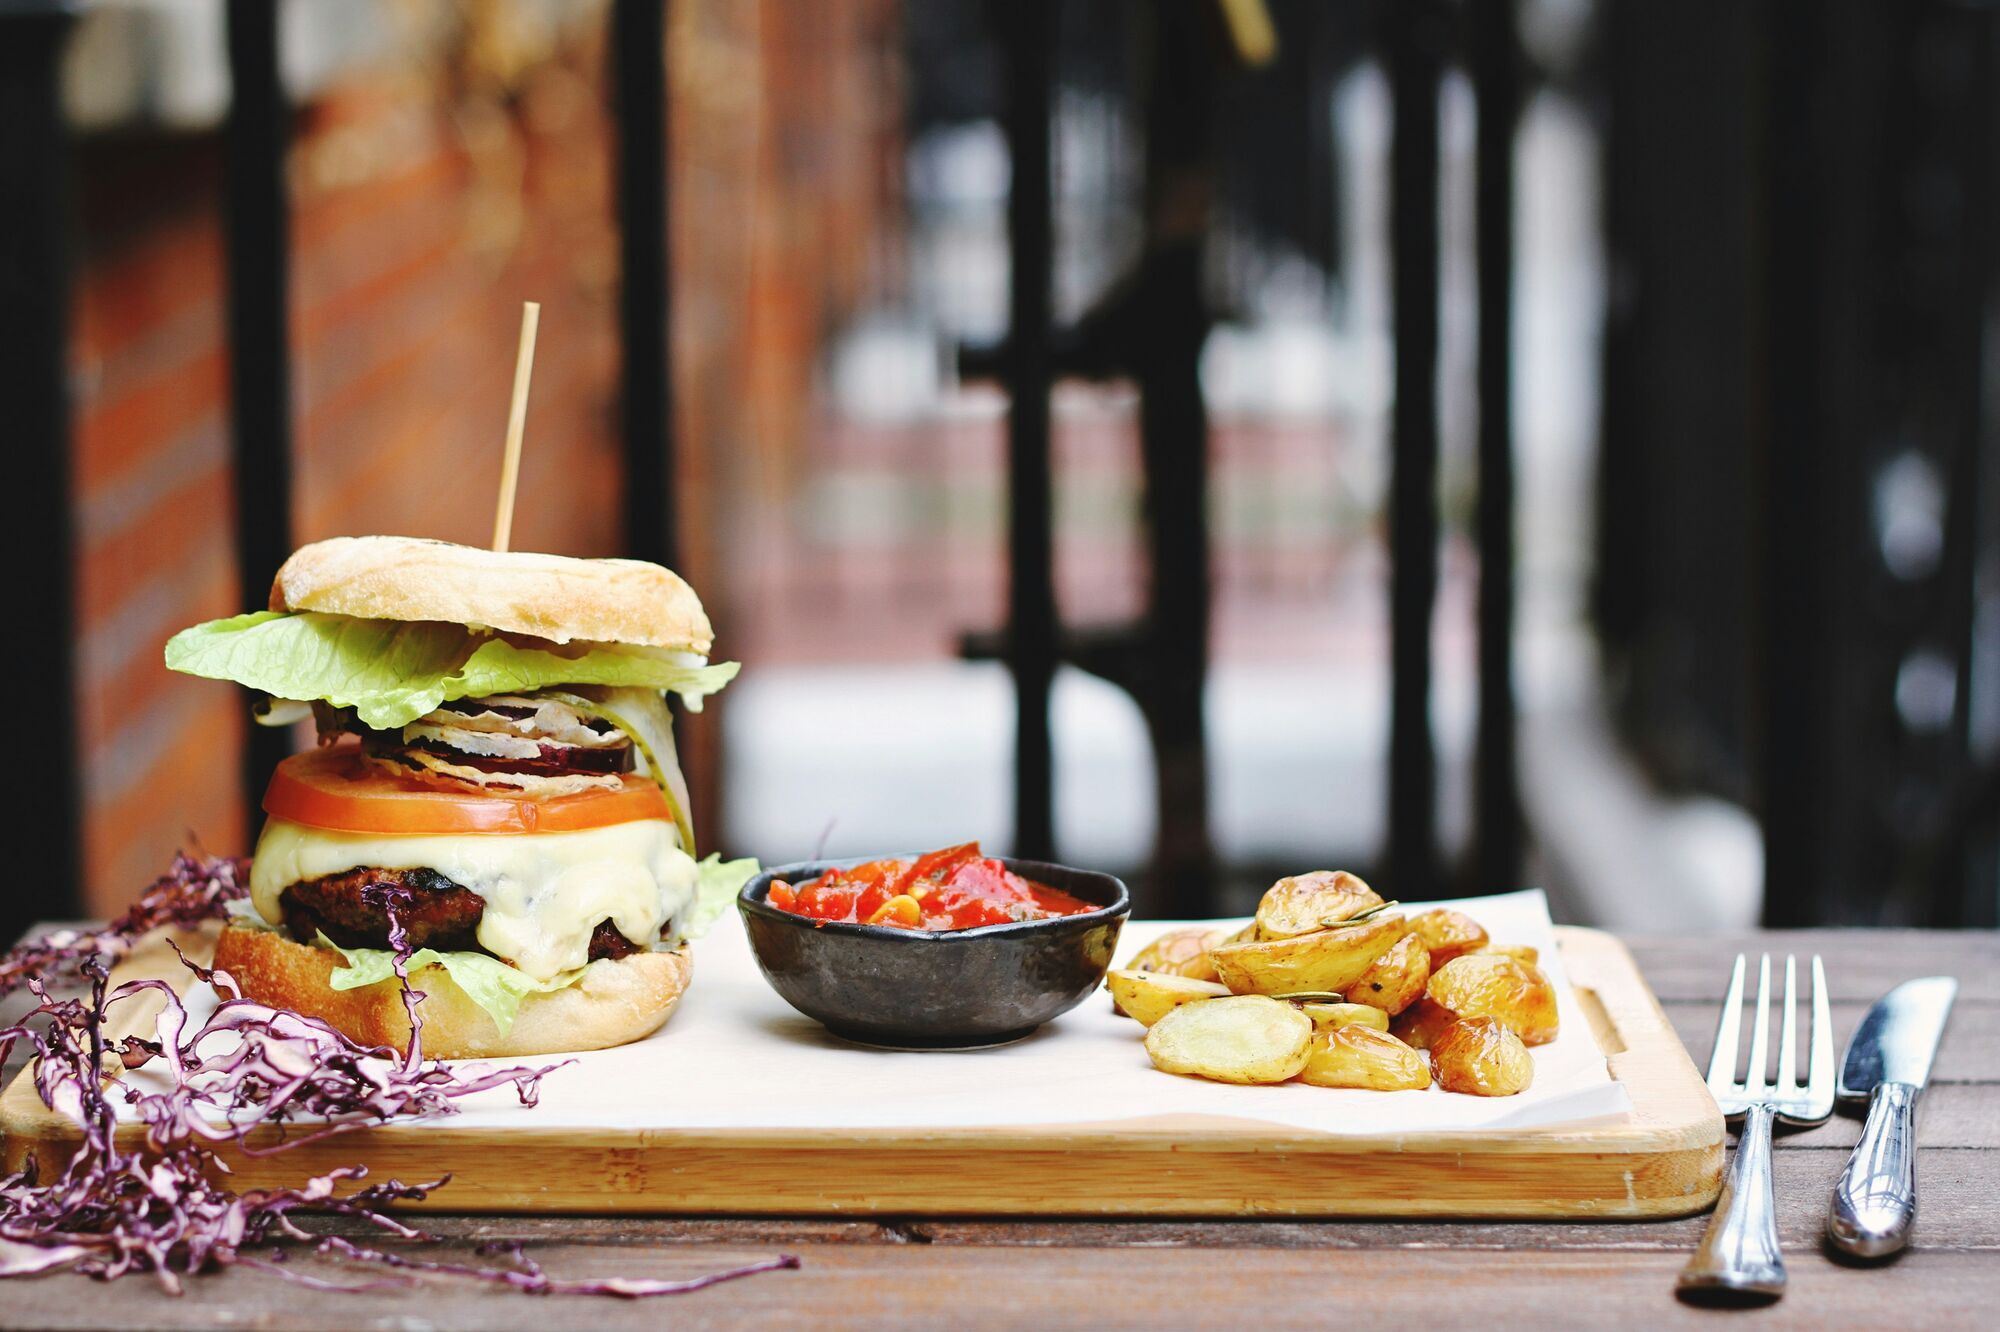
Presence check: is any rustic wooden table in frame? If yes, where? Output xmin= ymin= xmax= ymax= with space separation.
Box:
xmin=2 ymin=928 xmax=1994 ymax=1330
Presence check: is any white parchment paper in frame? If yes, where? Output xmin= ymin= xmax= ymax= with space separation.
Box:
xmin=124 ymin=889 xmax=1629 ymax=1135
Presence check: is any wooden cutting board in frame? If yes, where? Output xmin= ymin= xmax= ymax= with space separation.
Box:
xmin=0 ymin=925 xmax=1722 ymax=1219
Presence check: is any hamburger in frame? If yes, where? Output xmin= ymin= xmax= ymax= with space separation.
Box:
xmin=165 ymin=536 xmax=750 ymax=1058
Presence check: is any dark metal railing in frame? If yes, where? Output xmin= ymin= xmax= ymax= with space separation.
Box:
xmin=7 ymin=0 xmax=1520 ymax=920
xmin=1753 ymin=0 xmax=1998 ymax=927
xmin=975 ymin=0 xmax=1222 ymax=913
xmin=1594 ymin=0 xmax=1999 ymax=928
xmin=62 ymin=2 xmax=2000 ymax=924
xmin=974 ymin=0 xmax=1527 ymax=909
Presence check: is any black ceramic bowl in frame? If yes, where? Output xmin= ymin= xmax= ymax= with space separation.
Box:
xmin=738 ymin=856 xmax=1130 ymax=1048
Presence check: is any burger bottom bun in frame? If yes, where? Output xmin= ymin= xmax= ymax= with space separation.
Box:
xmin=211 ymin=924 xmax=691 ymax=1059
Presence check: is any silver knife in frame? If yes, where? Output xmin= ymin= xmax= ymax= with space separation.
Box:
xmin=1826 ymin=976 xmax=1957 ymax=1258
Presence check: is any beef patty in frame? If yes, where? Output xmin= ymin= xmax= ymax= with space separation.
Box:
xmin=278 ymin=867 xmax=647 ymax=963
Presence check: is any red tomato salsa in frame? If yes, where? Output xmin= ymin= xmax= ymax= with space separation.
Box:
xmin=766 ymin=843 xmax=1097 ymax=931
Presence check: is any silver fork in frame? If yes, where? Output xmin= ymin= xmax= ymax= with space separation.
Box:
xmin=1677 ymin=954 xmax=1835 ymax=1301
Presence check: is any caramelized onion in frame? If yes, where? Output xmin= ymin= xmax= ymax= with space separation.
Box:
xmin=363 ymin=746 xmax=625 ymax=798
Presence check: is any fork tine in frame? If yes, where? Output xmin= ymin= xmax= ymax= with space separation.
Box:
xmin=1807 ymin=954 xmax=1835 ymax=1105
xmin=1776 ymin=954 xmax=1799 ymax=1092
xmin=1744 ymin=954 xmax=1773 ymax=1094
xmin=1706 ymin=953 xmax=1746 ymax=1089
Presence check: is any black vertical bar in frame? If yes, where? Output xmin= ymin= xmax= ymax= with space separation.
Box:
xmin=223 ymin=0 xmax=296 ymax=830
xmin=1387 ymin=0 xmax=1444 ymax=897
xmin=0 ymin=1 xmax=80 ymax=934
xmin=1592 ymin=0 xmax=1645 ymax=679
xmin=1002 ymin=0 xmax=1058 ymax=862
xmin=612 ymin=0 xmax=675 ymax=573
xmin=1135 ymin=1 xmax=1215 ymax=916
xmin=1472 ymin=0 xmax=1521 ymax=892
xmin=1929 ymin=9 xmax=1993 ymax=927
xmin=1759 ymin=0 xmax=1834 ymax=928
xmin=1956 ymin=14 xmax=2000 ymax=929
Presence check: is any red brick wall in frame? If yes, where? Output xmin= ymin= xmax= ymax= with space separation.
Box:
xmin=73 ymin=135 xmax=243 ymax=916
xmin=72 ymin=28 xmax=623 ymax=915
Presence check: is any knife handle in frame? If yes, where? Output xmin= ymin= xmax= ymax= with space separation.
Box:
xmin=1828 ymin=1081 xmax=1919 ymax=1258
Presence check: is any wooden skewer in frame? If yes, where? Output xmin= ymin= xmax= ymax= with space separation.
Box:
xmin=1217 ymin=0 xmax=1277 ymax=66
xmin=491 ymin=301 xmax=541 ymax=552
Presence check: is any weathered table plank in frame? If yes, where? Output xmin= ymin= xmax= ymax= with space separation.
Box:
xmin=1 ymin=1243 xmax=1994 ymax=1332
xmin=1621 ymin=931 xmax=2000 ymax=1001
xmin=0 ymin=929 xmax=1992 ymax=1330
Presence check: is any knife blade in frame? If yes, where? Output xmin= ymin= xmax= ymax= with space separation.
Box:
xmin=1827 ymin=976 xmax=1957 ymax=1258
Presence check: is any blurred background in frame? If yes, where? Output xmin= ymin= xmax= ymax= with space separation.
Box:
xmin=4 ymin=0 xmax=1996 ymax=938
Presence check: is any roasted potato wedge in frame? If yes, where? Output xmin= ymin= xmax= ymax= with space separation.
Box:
xmin=1126 ymin=927 xmax=1229 ymax=982
xmin=1299 ymin=1024 xmax=1431 ymax=1091
xmin=1346 ymin=932 xmax=1430 ymax=1016
xmin=1105 ymin=970 xmax=1231 ymax=1027
xmin=1477 ymin=944 xmax=1539 ymax=965
xmin=1299 ymin=1001 xmax=1390 ymax=1032
xmin=1424 ymin=953 xmax=1560 ymax=1046
xmin=1144 ymin=996 xmax=1313 ymax=1084
xmin=1430 ymin=1016 xmax=1534 ymax=1096
xmin=1389 ymin=997 xmax=1457 ymax=1050
xmin=1211 ymin=915 xmax=1404 ymax=998
xmin=1405 ymin=909 xmax=1489 ymax=966
xmin=1254 ymin=870 xmax=1384 ymax=940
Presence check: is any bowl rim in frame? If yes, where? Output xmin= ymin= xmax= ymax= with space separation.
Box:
xmin=738 ymin=852 xmax=1131 ymax=943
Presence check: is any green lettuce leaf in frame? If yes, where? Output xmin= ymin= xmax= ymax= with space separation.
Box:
xmin=687 ymin=853 xmax=759 ymax=939
xmin=321 ymin=935 xmax=588 ymax=1036
xmin=165 ymin=611 xmax=737 ymax=730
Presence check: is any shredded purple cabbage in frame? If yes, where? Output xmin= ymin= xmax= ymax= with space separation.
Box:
xmin=0 ymin=854 xmax=252 ymax=1001
xmin=0 ymin=855 xmax=799 ymax=1296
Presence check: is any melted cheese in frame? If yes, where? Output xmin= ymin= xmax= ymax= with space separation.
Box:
xmin=249 ymin=818 xmax=696 ymax=981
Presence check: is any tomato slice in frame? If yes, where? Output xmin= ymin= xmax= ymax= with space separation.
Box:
xmin=263 ymin=746 xmax=671 ymax=836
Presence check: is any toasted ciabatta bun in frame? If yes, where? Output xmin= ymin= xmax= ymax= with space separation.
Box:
xmin=269 ymin=536 xmax=713 ymax=653
xmin=212 ymin=924 xmax=691 ymax=1059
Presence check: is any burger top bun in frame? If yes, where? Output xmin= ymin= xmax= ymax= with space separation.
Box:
xmin=269 ymin=536 xmax=712 ymax=653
